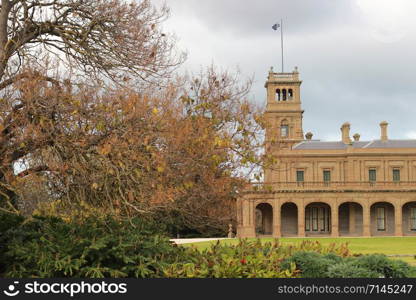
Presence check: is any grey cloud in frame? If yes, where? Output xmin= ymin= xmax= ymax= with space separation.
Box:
xmin=163 ymin=0 xmax=357 ymax=37
xmin=152 ymin=0 xmax=416 ymax=140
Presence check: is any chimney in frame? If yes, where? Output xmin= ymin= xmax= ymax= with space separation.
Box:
xmin=380 ymin=121 xmax=388 ymax=142
xmin=341 ymin=122 xmax=351 ymax=144
xmin=305 ymin=132 xmax=313 ymax=140
xmin=353 ymin=133 xmax=360 ymax=142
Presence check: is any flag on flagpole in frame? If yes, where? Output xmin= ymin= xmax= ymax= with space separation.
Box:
xmin=272 ymin=20 xmax=284 ymax=72
xmin=272 ymin=23 xmax=280 ymax=30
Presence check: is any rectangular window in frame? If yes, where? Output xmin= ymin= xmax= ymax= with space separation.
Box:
xmin=323 ymin=170 xmax=331 ymax=184
xmin=319 ymin=207 xmax=325 ymax=231
xmin=393 ymin=169 xmax=400 ymax=182
xmin=369 ymin=169 xmax=377 ymax=182
xmin=305 ymin=208 xmax=310 ymax=231
xmin=376 ymin=207 xmax=385 ymax=231
xmin=296 ymin=170 xmax=304 ymax=182
xmin=326 ymin=208 xmax=331 ymax=231
xmin=411 ymin=208 xmax=416 ymax=231
xmin=281 ymin=125 xmax=289 ymax=137
xmin=312 ymin=207 xmax=318 ymax=231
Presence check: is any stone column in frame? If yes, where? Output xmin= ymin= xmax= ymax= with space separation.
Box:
xmin=249 ymin=201 xmax=256 ymax=237
xmin=298 ymin=202 xmax=305 ymax=237
xmin=349 ymin=203 xmax=356 ymax=234
xmin=331 ymin=204 xmax=339 ymax=237
xmin=395 ymin=204 xmax=403 ymax=237
xmin=237 ymin=199 xmax=256 ymax=238
xmin=363 ymin=204 xmax=371 ymax=237
xmin=273 ymin=202 xmax=281 ymax=237
xmin=236 ymin=199 xmax=242 ymax=237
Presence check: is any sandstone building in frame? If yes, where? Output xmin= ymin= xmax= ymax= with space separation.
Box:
xmin=237 ymin=67 xmax=416 ymax=237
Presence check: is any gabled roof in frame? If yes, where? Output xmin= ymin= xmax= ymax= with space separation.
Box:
xmin=293 ymin=139 xmax=416 ymax=150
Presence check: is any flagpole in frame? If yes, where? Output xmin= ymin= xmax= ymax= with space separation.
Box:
xmin=281 ymin=18 xmax=284 ymax=73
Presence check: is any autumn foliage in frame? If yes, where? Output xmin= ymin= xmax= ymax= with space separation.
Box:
xmin=0 ymin=65 xmax=263 ymax=233
xmin=0 ymin=0 xmax=264 ymax=235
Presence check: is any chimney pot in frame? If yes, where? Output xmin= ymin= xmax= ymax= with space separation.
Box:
xmin=341 ymin=122 xmax=351 ymax=144
xmin=380 ymin=121 xmax=388 ymax=142
xmin=353 ymin=133 xmax=360 ymax=141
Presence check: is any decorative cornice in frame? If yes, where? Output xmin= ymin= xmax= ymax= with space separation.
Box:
xmin=243 ymin=189 xmax=416 ymax=194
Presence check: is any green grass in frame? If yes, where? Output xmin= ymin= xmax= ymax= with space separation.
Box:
xmin=183 ymin=237 xmax=416 ymax=265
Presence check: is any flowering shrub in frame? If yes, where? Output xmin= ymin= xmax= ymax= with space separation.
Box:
xmin=162 ymin=239 xmax=351 ymax=278
xmin=163 ymin=240 xmax=415 ymax=278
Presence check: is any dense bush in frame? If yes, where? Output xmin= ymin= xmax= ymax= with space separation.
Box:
xmin=0 ymin=212 xmax=25 ymax=275
xmin=280 ymin=251 xmax=336 ymax=278
xmin=162 ymin=239 xmax=352 ymax=278
xmin=163 ymin=239 xmax=297 ymax=278
xmin=0 ymin=212 xmax=24 ymax=233
xmin=326 ymin=262 xmax=380 ymax=278
xmin=1 ymin=213 xmax=414 ymax=278
xmin=351 ymin=254 xmax=413 ymax=278
xmin=0 ymin=214 xmax=185 ymax=278
xmin=281 ymin=251 xmax=416 ymax=278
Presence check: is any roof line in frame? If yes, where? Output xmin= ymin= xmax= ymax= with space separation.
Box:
xmin=362 ymin=140 xmax=375 ymax=148
xmin=381 ymin=139 xmax=416 ymax=141
xmin=293 ymin=141 xmax=305 ymax=149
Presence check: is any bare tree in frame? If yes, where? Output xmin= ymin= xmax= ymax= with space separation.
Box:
xmin=0 ymin=0 xmax=184 ymax=88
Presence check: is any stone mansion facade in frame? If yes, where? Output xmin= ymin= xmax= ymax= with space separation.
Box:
xmin=236 ymin=67 xmax=416 ymax=237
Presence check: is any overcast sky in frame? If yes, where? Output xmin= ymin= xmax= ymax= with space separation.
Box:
xmin=153 ymin=0 xmax=416 ymax=141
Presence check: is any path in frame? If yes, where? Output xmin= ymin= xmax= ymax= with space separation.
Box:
xmin=170 ymin=238 xmax=230 ymax=244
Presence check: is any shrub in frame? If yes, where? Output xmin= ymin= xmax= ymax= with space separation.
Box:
xmin=2 ymin=217 xmax=414 ymax=279
xmin=0 ymin=215 xmax=185 ymax=278
xmin=162 ymin=239 xmax=352 ymax=278
xmin=0 ymin=212 xmax=25 ymax=233
xmin=280 ymin=251 xmax=336 ymax=278
xmin=162 ymin=239 xmax=299 ymax=278
xmin=352 ymin=254 xmax=414 ymax=278
xmin=322 ymin=252 xmax=345 ymax=263
xmin=280 ymin=251 xmax=415 ymax=278
xmin=326 ymin=262 xmax=380 ymax=278
xmin=0 ymin=212 xmax=25 ymax=274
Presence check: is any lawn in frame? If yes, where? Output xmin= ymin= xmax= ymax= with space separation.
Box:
xmin=182 ymin=237 xmax=416 ymax=265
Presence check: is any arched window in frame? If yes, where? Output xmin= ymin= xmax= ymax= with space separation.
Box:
xmin=288 ymin=89 xmax=293 ymax=100
xmin=282 ymin=89 xmax=287 ymax=101
xmin=281 ymin=120 xmax=289 ymax=138
xmin=275 ymin=89 xmax=281 ymax=101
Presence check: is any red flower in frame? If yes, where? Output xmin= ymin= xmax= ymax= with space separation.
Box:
xmin=240 ymin=258 xmax=247 ymax=265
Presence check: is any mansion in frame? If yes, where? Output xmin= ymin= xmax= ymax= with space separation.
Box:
xmin=236 ymin=67 xmax=416 ymax=237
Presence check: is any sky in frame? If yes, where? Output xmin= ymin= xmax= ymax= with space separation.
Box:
xmin=152 ymin=0 xmax=416 ymax=141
